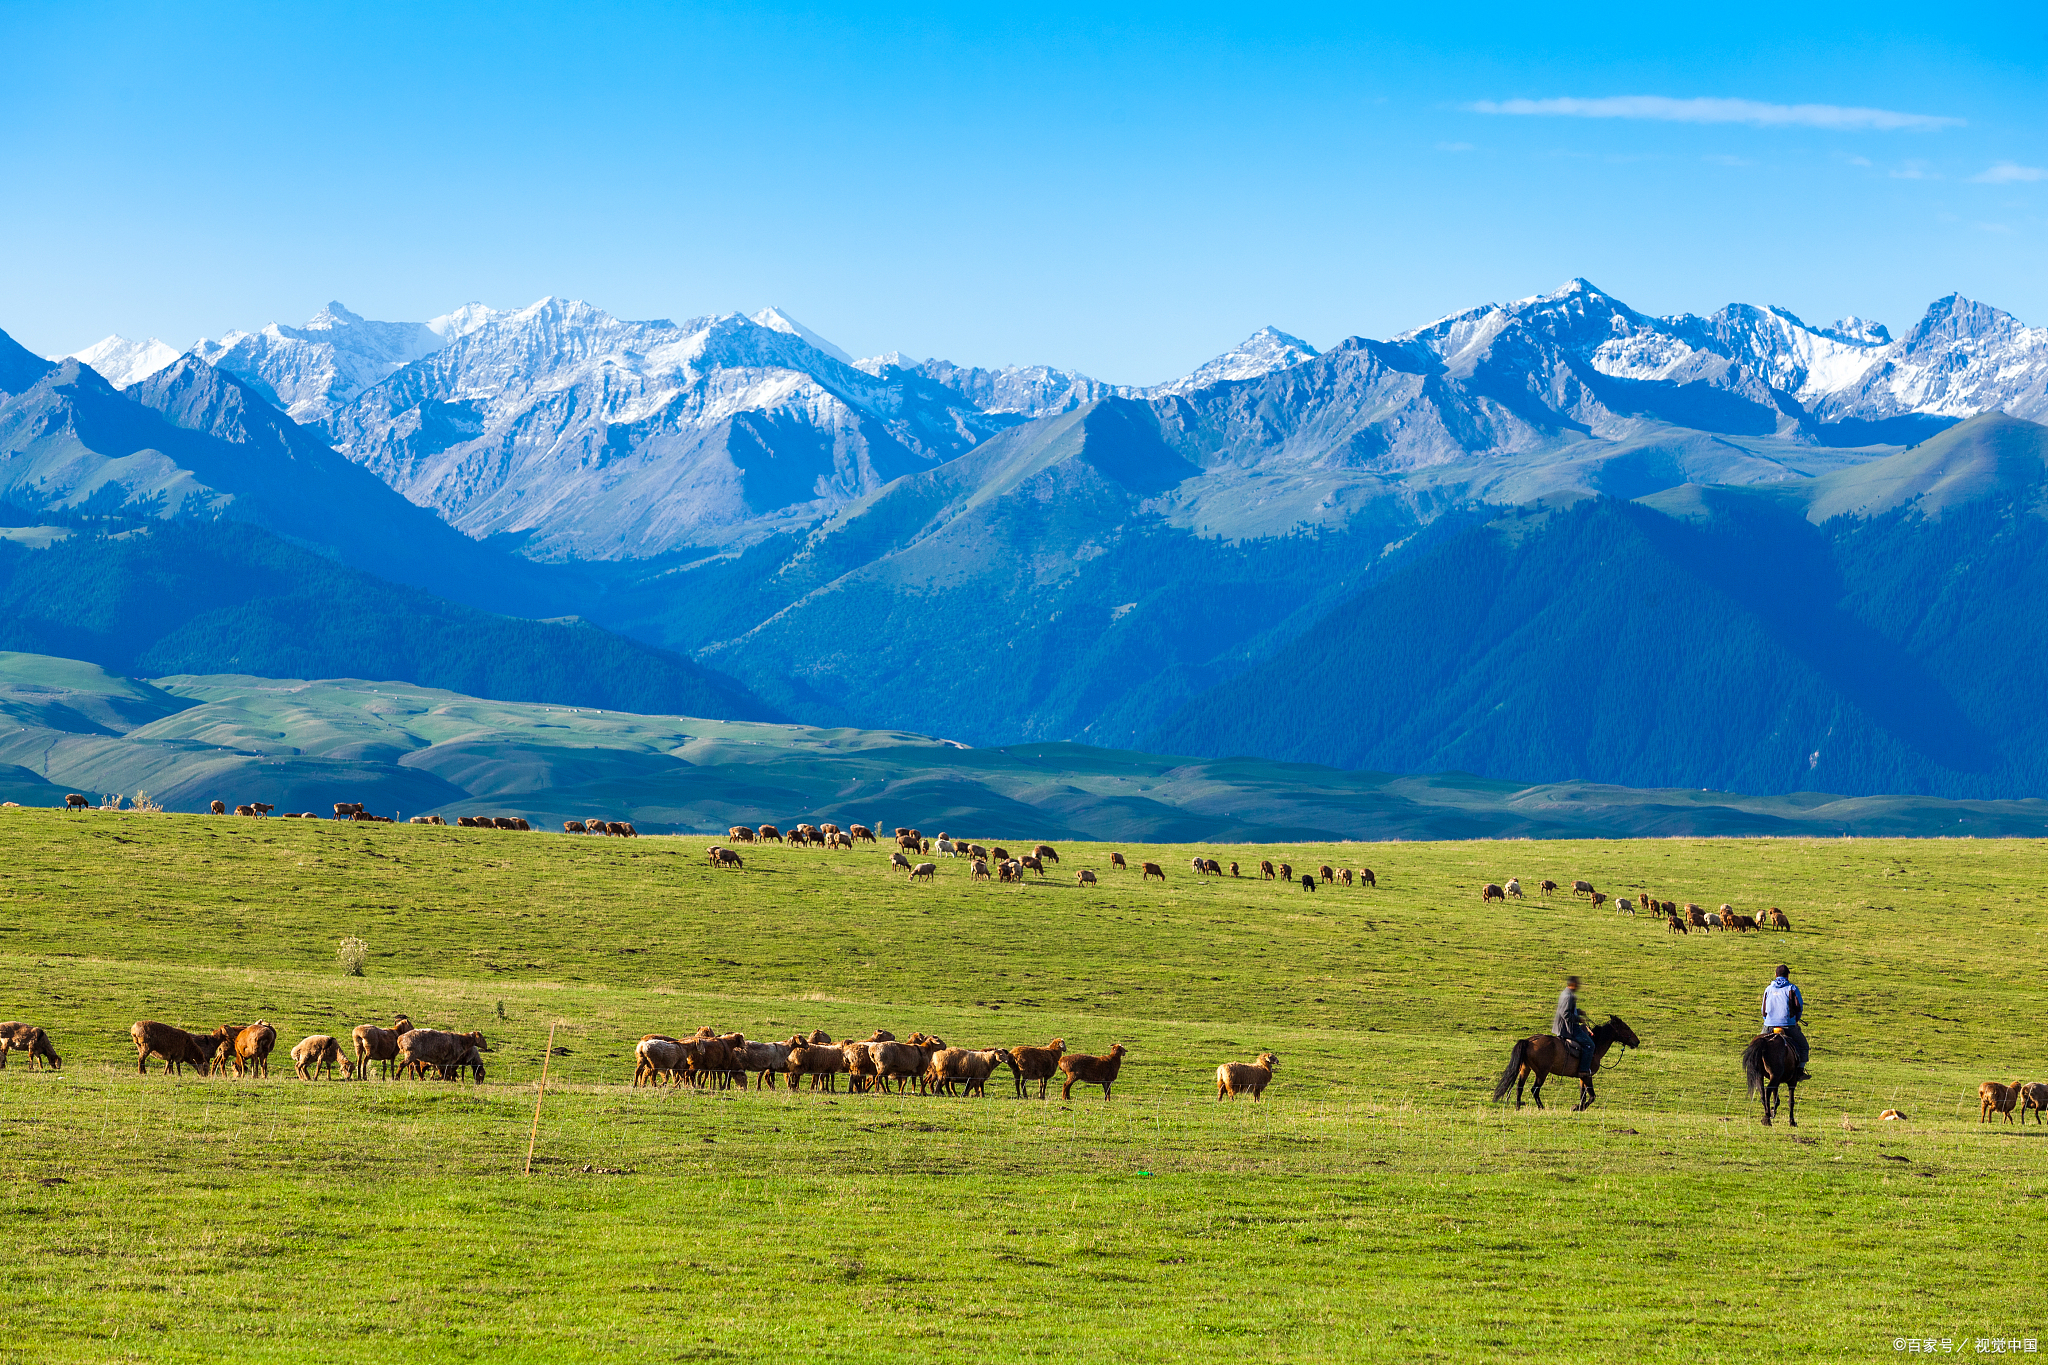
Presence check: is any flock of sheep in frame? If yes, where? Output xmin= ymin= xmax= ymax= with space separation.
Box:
xmin=1479 ymin=876 xmax=1793 ymax=935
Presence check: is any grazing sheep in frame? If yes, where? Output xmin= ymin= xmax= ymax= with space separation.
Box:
xmin=1020 ymin=855 xmax=1046 ymax=877
xmin=1230 ymin=862 xmax=1241 ymax=877
xmin=891 ymin=850 xmax=913 ymax=873
xmin=1076 ymin=869 xmax=1098 ymax=886
xmin=1981 ymin=1080 xmax=2024 ymax=1124
xmin=926 ymin=1047 xmax=1011 ymax=1097
xmin=131 ymin=1020 xmax=222 ymax=1076
xmin=1216 ymin=1052 xmax=1278 ymax=1100
xmin=738 ymin=1039 xmax=793 ymax=1089
xmin=1505 ymin=878 xmax=1522 ymax=899
xmin=231 ymin=1022 xmax=277 ymax=1079
xmin=1665 ymin=912 xmax=1688 ymax=935
xmin=1731 ymin=914 xmax=1759 ymax=933
xmin=235 ymin=804 xmax=256 ymax=817
xmin=65 ymin=793 xmax=89 ymax=810
xmin=1191 ymin=856 xmax=1211 ymax=876
xmin=1110 ymin=852 xmax=1128 ymax=870
xmin=399 ymin=1029 xmax=492 ymax=1082
xmin=1339 ymin=868 xmax=1353 ymax=887
xmin=563 ymin=820 xmax=587 ymax=833
xmin=1299 ymin=874 xmax=1315 ymax=892
xmin=210 ymin=800 xmax=226 ymax=815
xmin=710 ymin=847 xmax=744 ymax=869
xmin=1765 ymin=907 xmax=1792 ymax=931
xmin=1481 ymin=883 xmax=1506 ymax=903
xmin=1319 ymin=864 xmax=1335 ymax=882
xmin=2020 ymin=1082 xmax=2048 ymax=1125
xmin=1141 ymin=862 xmax=1165 ymax=882
xmin=1616 ymin=897 xmax=1634 ymax=916
xmin=1686 ymin=904 xmax=1712 ymax=931
xmin=759 ymin=825 xmax=784 ymax=843
xmin=1539 ymin=879 xmax=1557 ymax=897
xmin=1591 ymin=891 xmax=1608 ymax=911
xmin=351 ymin=1015 xmax=415 ymax=1080
xmin=1034 ymin=844 xmax=1059 ymax=864
xmin=873 ymin=1037 xmax=946 ymax=1093
xmin=1007 ymin=1038 xmax=1067 ymax=1098
xmin=1059 ymin=1043 xmax=1128 ymax=1101
xmin=1260 ymin=860 xmax=1276 ymax=879
xmin=1572 ymin=880 xmax=1595 ymax=898
xmin=1719 ymin=904 xmax=1738 ymax=930
xmin=291 ymin=1035 xmax=354 ymax=1081
xmin=1359 ymin=867 xmax=1376 ymax=888
xmin=851 ymin=825 xmax=875 ymax=843
xmin=897 ymin=833 xmax=922 ymax=852
xmin=0 ymin=1022 xmax=61 ymax=1071
xmin=911 ymin=862 xmax=938 ymax=882
xmin=840 ymin=1040 xmax=883 ymax=1093
xmin=971 ymin=858 xmax=991 ymax=881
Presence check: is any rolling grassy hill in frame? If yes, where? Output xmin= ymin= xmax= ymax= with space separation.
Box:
xmin=0 ymin=810 xmax=2042 ymax=1362
xmin=3 ymin=651 xmax=2045 ymax=838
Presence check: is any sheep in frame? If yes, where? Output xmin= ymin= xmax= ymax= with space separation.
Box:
xmin=210 ymin=800 xmax=226 ymax=815
xmin=785 ymin=1037 xmax=851 ymax=1091
xmin=1190 ymin=856 xmax=1211 ymax=876
xmin=890 ymin=850 xmax=913 ymax=873
xmin=1731 ymin=913 xmax=1759 ymax=933
xmin=1981 ymin=1080 xmax=2024 ymax=1124
xmin=1765 ymin=907 xmax=1792 ymax=931
xmin=1665 ymin=912 xmax=1688 ymax=935
xmin=1572 ymin=880 xmax=1595 ymax=898
xmin=563 ymin=820 xmax=587 ymax=833
xmin=1719 ymin=904 xmax=1738 ymax=930
xmin=873 ymin=1037 xmax=946 ymax=1094
xmin=1299 ymin=874 xmax=1315 ymax=892
xmin=1111 ymin=852 xmax=1128 ymax=870
xmin=1216 ymin=1052 xmax=1278 ymax=1100
xmin=758 ymin=824 xmax=784 ymax=843
xmin=1059 ymin=1043 xmax=1127 ymax=1101
xmin=850 ymin=825 xmax=875 ymax=843
xmin=1339 ymin=868 xmax=1353 ymax=887
xmin=1020 ymin=855 xmax=1046 ymax=877
xmin=840 ymin=1040 xmax=883 ymax=1093
xmin=1033 ymin=844 xmax=1059 ymax=864
xmin=1142 ymin=862 xmax=1165 ymax=882
xmin=1358 ymin=867 xmax=1376 ymax=888
xmin=1481 ymin=883 xmax=1506 ymax=903
xmin=1616 ymin=897 xmax=1634 ymax=916
xmin=1076 ymin=868 xmax=1098 ymax=886
xmin=1505 ymin=878 xmax=1522 ymax=899
xmin=738 ymin=1039 xmax=792 ymax=1089
xmin=231 ymin=1022 xmax=278 ymax=1079
xmin=926 ymin=1047 xmax=1011 ymax=1097
xmin=290 ymin=1035 xmax=355 ymax=1081
xmin=351 ymin=1014 xmax=415 ymax=1080
xmin=1539 ymin=878 xmax=1558 ymax=896
xmin=1590 ymin=891 xmax=1608 ymax=911
xmin=1260 ymin=860 xmax=1276 ymax=879
xmin=2020 ymin=1082 xmax=2048 ymax=1125
xmin=1230 ymin=862 xmax=1241 ymax=878
xmin=635 ymin=1037 xmax=687 ymax=1087
xmin=0 ymin=1022 xmax=61 ymax=1071
xmin=910 ymin=862 xmax=938 ymax=882
xmin=709 ymin=847 xmax=744 ymax=869
xmin=971 ymin=858 xmax=991 ymax=881
xmin=1007 ymin=1038 xmax=1066 ymax=1098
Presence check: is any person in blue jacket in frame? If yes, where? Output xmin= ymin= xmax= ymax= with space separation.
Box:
xmin=1761 ymin=964 xmax=1808 ymax=1077
xmin=1553 ymin=975 xmax=1596 ymax=1075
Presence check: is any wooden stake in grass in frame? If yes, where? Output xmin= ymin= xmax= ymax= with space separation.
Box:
xmin=524 ymin=1021 xmax=558 ymax=1177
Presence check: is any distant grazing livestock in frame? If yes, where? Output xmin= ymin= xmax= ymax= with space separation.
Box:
xmin=235 ymin=804 xmax=256 ymax=817
xmin=926 ymin=1047 xmax=1012 ymax=1098
xmin=1076 ymin=869 xmax=1097 ymax=886
xmin=1020 ymin=855 xmax=1045 ymax=876
xmin=635 ymin=1038 xmax=688 ymax=1087
xmin=1572 ymin=880 xmax=1595 ymax=898
xmin=873 ymin=1037 xmax=946 ymax=1094
xmin=1278 ymin=863 xmax=1293 ymax=881
xmin=251 ymin=802 xmax=274 ymax=815
xmin=1686 ymin=904 xmax=1712 ymax=931
xmin=334 ymin=802 xmax=364 ymax=820
xmin=1142 ymin=862 xmax=1165 ymax=882
xmin=2020 ymin=1082 xmax=2048 ymax=1124
xmin=1339 ymin=868 xmax=1353 ymax=887
xmin=1359 ymin=867 xmax=1376 ymax=888
xmin=612 ymin=822 xmax=638 ymax=838
xmin=563 ymin=820 xmax=586 ymax=833
xmin=231 ymin=1022 xmax=277 ymax=1079
xmin=1191 ymin=856 xmax=1211 ymax=876
xmin=897 ymin=834 xmax=922 ymax=852
xmin=1765 ymin=907 xmax=1792 ymax=931
xmin=971 ymin=859 xmax=991 ymax=881
xmin=1216 ymin=1052 xmax=1278 ymax=1101
xmin=456 ymin=816 xmax=477 ymax=827
xmin=910 ymin=862 xmax=937 ymax=882
xmin=1616 ymin=897 xmax=1634 ymax=916
xmin=966 ymin=844 xmax=988 ymax=862
xmin=728 ymin=826 xmax=757 ymax=843
xmin=991 ymin=847 xmax=1011 ymax=863
xmin=1007 ymin=1038 xmax=1067 ymax=1098
xmin=210 ymin=800 xmax=226 ymax=815
xmin=937 ymin=838 xmax=960 ymax=858
xmin=738 ymin=1038 xmax=793 ymax=1089
xmin=1111 ymin=852 xmax=1128 ymax=870
xmin=351 ymin=1015 xmax=415 ymax=1080
xmin=1482 ymin=883 xmax=1507 ymax=903
xmin=0 ymin=1021 xmax=61 ymax=1071
xmin=1259 ymin=860 xmax=1276 ymax=879
xmin=1719 ymin=904 xmax=1738 ymax=930
xmin=1981 ymin=1080 xmax=2024 ymax=1124
xmin=851 ymin=825 xmax=874 ymax=843
xmin=1230 ymin=862 xmax=1241 ymax=877
xmin=398 ymin=1029 xmax=491 ymax=1082
xmin=1299 ymin=874 xmax=1315 ymax=892
xmin=890 ymin=851 xmax=912 ymax=873
xmin=758 ymin=825 xmax=784 ymax=843
xmin=1665 ymin=912 xmax=1688 ymax=935
xmin=1730 ymin=913 xmax=1759 ymax=933
xmin=65 ymin=794 xmax=88 ymax=810
xmin=290 ymin=1035 xmax=354 ymax=1081
xmin=708 ymin=846 xmax=744 ymax=869
xmin=1505 ymin=878 xmax=1522 ymax=899
xmin=131 ymin=1020 xmax=222 ymax=1076
xmin=1059 ymin=1043 xmax=1128 ymax=1101
xmin=820 ymin=823 xmax=841 ymax=838
xmin=1319 ymin=864 xmax=1335 ymax=882
xmin=1034 ymin=844 xmax=1059 ymax=864
xmin=1591 ymin=892 xmax=1608 ymax=911
xmin=1540 ymin=879 xmax=1557 ymax=897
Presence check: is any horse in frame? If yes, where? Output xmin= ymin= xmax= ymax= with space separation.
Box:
xmin=1743 ymin=1028 xmax=1807 ymax=1127
xmin=1491 ymin=1015 xmax=1640 ymax=1112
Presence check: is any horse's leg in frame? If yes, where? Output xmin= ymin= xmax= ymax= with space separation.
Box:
xmin=1786 ymin=1083 xmax=1797 ymax=1128
xmin=1514 ymin=1068 xmax=1527 ymax=1110
xmin=1576 ymin=1075 xmax=1596 ymax=1112
xmin=1761 ymin=1080 xmax=1774 ymax=1126
xmin=1531 ymin=1070 xmax=1546 ymax=1110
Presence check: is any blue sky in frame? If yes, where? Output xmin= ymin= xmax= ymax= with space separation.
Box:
xmin=1 ymin=2 xmax=2042 ymax=383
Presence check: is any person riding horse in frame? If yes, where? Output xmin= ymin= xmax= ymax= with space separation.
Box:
xmin=1553 ymin=975 xmax=1596 ymax=1076
xmin=1761 ymin=964 xmax=1809 ymax=1079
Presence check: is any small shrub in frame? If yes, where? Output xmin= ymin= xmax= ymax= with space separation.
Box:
xmin=337 ymin=936 xmax=369 ymax=977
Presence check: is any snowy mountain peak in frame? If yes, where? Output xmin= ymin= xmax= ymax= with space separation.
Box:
xmin=61 ymin=335 xmax=182 ymax=389
xmin=1151 ymin=326 xmax=1319 ymax=396
xmin=748 ymin=308 xmax=854 ymax=365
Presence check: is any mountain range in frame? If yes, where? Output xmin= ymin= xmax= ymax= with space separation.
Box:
xmin=16 ymin=277 xmax=2048 ymax=805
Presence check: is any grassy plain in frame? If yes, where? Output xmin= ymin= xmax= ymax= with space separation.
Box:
xmin=1 ymin=809 xmax=2045 ymax=1362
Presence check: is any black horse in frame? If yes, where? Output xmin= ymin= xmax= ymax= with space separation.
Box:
xmin=1743 ymin=1029 xmax=1807 ymax=1126
xmin=1491 ymin=1015 xmax=1641 ymax=1112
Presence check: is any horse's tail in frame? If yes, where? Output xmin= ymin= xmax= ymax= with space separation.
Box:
xmin=1741 ymin=1034 xmax=1769 ymax=1098
xmin=1492 ymin=1039 xmax=1530 ymax=1102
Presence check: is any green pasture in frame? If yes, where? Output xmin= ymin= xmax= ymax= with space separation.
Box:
xmin=1 ymin=809 xmax=2044 ymax=1362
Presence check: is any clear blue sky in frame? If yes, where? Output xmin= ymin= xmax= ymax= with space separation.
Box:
xmin=2 ymin=2 xmax=2042 ymax=384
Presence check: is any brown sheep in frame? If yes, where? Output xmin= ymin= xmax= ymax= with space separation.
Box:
xmin=759 ymin=824 xmax=784 ymax=843
xmin=1216 ymin=1052 xmax=1278 ymax=1100
xmin=1230 ymin=862 xmax=1241 ymax=877
xmin=1299 ymin=873 xmax=1315 ymax=892
xmin=890 ymin=850 xmax=913 ymax=873
xmin=1591 ymin=891 xmax=1608 ymax=910
xmin=926 ymin=1048 xmax=1011 ymax=1097
xmin=563 ymin=820 xmax=587 ymax=833
xmin=0 ymin=1021 xmax=61 ymax=1071
xmin=897 ymin=833 xmax=922 ymax=852
xmin=290 ymin=1035 xmax=355 ymax=1081
xmin=850 ymin=825 xmax=874 ymax=843
xmin=971 ymin=858 xmax=991 ymax=881
xmin=1111 ymin=852 xmax=1128 ymax=870
xmin=235 ymin=804 xmax=256 ymax=817
xmin=231 ymin=1022 xmax=277 ymax=1079
xmin=1359 ymin=868 xmax=1376 ymax=888
xmin=1338 ymin=868 xmax=1353 ymax=887
xmin=710 ymin=847 xmax=744 ymax=869
xmin=399 ymin=1029 xmax=493 ymax=1082
xmin=1731 ymin=913 xmax=1759 ymax=933
xmin=786 ymin=1038 xmax=851 ymax=1091
xmin=1481 ymin=883 xmax=1506 ymax=903
xmin=1666 ymin=912 xmax=1688 ymax=935
xmin=65 ymin=793 xmax=89 ymax=810
xmin=1059 ymin=1043 xmax=1127 ymax=1101
xmin=251 ymin=802 xmax=274 ymax=815
xmin=351 ymin=1015 xmax=415 ymax=1080
xmin=1278 ymin=863 xmax=1293 ymax=881
xmin=1076 ymin=868 xmax=1098 ymax=886
xmin=910 ymin=862 xmax=937 ymax=882
xmin=1319 ymin=864 xmax=1335 ymax=882
xmin=1765 ymin=907 xmax=1792 ymax=931
xmin=130 ymin=1020 xmax=221 ymax=1076
xmin=1033 ymin=844 xmax=1059 ymax=864
xmin=1981 ymin=1080 xmax=2024 ymax=1124
xmin=1539 ymin=879 xmax=1558 ymax=896
xmin=728 ymin=825 xmax=757 ymax=843
xmin=210 ymin=800 xmax=226 ymax=815
xmin=1007 ymin=1037 xmax=1067 ymax=1098
xmin=1573 ymin=880 xmax=1596 ymax=898
xmin=2020 ymin=1082 xmax=2048 ymax=1125
xmin=872 ymin=1037 xmax=947 ymax=1093
xmin=1719 ymin=904 xmax=1738 ymax=930
xmin=1259 ymin=860 xmax=1276 ymax=879
xmin=1141 ymin=862 xmax=1165 ymax=882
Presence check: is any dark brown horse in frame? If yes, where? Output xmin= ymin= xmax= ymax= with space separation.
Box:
xmin=1491 ymin=1016 xmax=1640 ymax=1112
xmin=1743 ymin=1028 xmax=1807 ymax=1126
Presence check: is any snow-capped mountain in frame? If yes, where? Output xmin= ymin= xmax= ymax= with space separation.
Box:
xmin=1147 ymin=326 xmax=1319 ymax=396
xmin=60 ymin=335 xmax=180 ymax=388
xmin=191 ymin=301 xmax=499 ymax=423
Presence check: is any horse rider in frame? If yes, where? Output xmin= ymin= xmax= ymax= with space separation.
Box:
xmin=1553 ymin=975 xmax=1596 ymax=1075
xmin=1761 ymin=964 xmax=1809 ymax=1078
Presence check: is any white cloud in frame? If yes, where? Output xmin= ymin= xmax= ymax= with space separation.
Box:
xmin=1970 ymin=161 xmax=2046 ymax=183
xmin=1847 ymin=156 xmax=1872 ymax=167
xmin=1467 ymin=95 xmax=1962 ymax=132
xmin=1890 ymin=161 xmax=1938 ymax=180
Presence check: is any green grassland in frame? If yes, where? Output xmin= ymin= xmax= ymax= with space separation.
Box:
xmin=1 ymin=809 xmax=2045 ymax=1362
